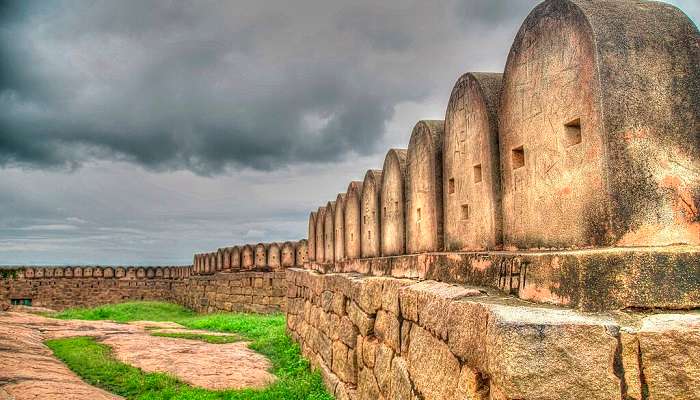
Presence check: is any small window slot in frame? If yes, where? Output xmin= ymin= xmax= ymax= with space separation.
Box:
xmin=473 ymin=164 xmax=482 ymax=183
xmin=512 ymin=146 xmax=525 ymax=169
xmin=564 ymin=118 xmax=582 ymax=147
xmin=416 ymin=208 xmax=422 ymax=222
xmin=448 ymin=178 xmax=455 ymax=194
xmin=461 ymin=204 xmax=469 ymax=220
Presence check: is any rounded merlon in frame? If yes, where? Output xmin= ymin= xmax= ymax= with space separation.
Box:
xmin=344 ymin=181 xmax=364 ymax=260
xmin=334 ymin=193 xmax=347 ymax=262
xmin=381 ymin=148 xmax=408 ymax=256
xmin=406 ymin=120 xmax=445 ymax=253
xmin=443 ymin=72 xmax=503 ymax=251
xmin=500 ymin=0 xmax=700 ymax=249
xmin=361 ymin=170 xmax=383 ymax=258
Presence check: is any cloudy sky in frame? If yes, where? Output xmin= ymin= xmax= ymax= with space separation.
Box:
xmin=0 ymin=0 xmax=697 ymax=266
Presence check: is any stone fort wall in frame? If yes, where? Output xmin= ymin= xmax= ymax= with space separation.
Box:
xmin=1 ymin=1 xmax=699 ymax=399
xmin=0 ymin=266 xmax=286 ymax=313
xmin=176 ymin=1 xmax=700 ymax=398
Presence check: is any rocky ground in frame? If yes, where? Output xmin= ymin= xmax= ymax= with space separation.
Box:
xmin=0 ymin=309 xmax=276 ymax=399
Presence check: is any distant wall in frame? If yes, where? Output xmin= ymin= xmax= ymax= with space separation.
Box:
xmin=0 ymin=266 xmax=286 ymax=313
xmin=0 ymin=266 xmax=189 ymax=310
xmin=171 ymin=271 xmax=287 ymax=314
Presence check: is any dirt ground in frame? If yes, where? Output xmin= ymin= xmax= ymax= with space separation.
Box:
xmin=0 ymin=310 xmax=276 ymax=400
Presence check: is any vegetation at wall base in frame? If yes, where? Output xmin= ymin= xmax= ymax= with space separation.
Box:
xmin=47 ymin=301 xmax=333 ymax=400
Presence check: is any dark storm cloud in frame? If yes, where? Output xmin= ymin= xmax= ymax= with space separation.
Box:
xmin=0 ymin=0 xmax=540 ymax=175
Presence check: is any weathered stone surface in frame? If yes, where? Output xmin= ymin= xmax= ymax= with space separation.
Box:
xmin=405 ymin=120 xmax=444 ymax=254
xmin=310 ymin=247 xmax=700 ymax=312
xmin=390 ymin=357 xmax=415 ymax=400
xmin=361 ymin=170 xmax=383 ymax=258
xmin=332 ymin=340 xmax=357 ymax=384
xmin=348 ymin=300 xmax=375 ymax=336
xmin=374 ymin=343 xmax=394 ymax=396
xmin=407 ymin=325 xmax=461 ymax=400
xmin=454 ymin=366 xmax=489 ymax=400
xmin=285 ymin=269 xmax=700 ymax=400
xmin=380 ymin=148 xmax=408 ymax=257
xmin=500 ymin=0 xmax=700 ymax=249
xmin=486 ymin=305 xmax=621 ymax=400
xmin=443 ymin=72 xmax=503 ymax=252
xmin=637 ymin=314 xmax=700 ymax=399
xmin=375 ymin=310 xmax=400 ymax=352
xmin=357 ymin=366 xmax=382 ymax=400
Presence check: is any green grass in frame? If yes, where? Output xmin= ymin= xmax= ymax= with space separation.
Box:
xmin=150 ymin=331 xmax=242 ymax=344
xmin=46 ymin=301 xmax=333 ymax=400
xmin=51 ymin=301 xmax=196 ymax=322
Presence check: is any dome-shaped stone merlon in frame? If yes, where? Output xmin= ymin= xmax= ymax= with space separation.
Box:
xmin=267 ymin=242 xmax=281 ymax=270
xmin=281 ymin=241 xmax=296 ymax=267
xmin=255 ymin=243 xmax=268 ymax=268
xmin=499 ymin=0 xmax=700 ymax=249
xmin=406 ymin=120 xmax=445 ymax=253
xmin=308 ymin=211 xmax=317 ymax=262
xmin=444 ymin=72 xmax=503 ymax=251
xmin=315 ymin=206 xmax=327 ymax=262
xmin=230 ymin=246 xmax=241 ymax=270
xmin=241 ymin=245 xmax=254 ymax=269
xmin=381 ymin=148 xmax=408 ymax=256
xmin=334 ymin=193 xmax=346 ymax=262
xmin=295 ymin=239 xmax=308 ymax=266
xmin=361 ymin=170 xmax=383 ymax=258
xmin=324 ymin=201 xmax=336 ymax=263
xmin=344 ymin=181 xmax=364 ymax=260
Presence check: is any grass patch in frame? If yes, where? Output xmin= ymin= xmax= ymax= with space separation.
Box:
xmin=150 ymin=331 xmax=242 ymax=344
xmin=51 ymin=301 xmax=196 ymax=322
xmin=47 ymin=301 xmax=333 ymax=400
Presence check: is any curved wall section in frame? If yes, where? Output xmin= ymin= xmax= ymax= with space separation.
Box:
xmin=361 ymin=170 xmax=383 ymax=258
xmin=381 ymin=149 xmax=408 ymax=256
xmin=443 ymin=72 xmax=503 ymax=251
xmin=334 ymin=194 xmax=346 ymax=261
xmin=406 ymin=120 xmax=445 ymax=253
xmin=344 ymin=181 xmax=364 ymax=260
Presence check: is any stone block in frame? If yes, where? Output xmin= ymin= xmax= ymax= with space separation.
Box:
xmin=348 ymin=301 xmax=375 ymax=336
xmin=357 ymin=366 xmax=382 ymax=400
xmin=486 ymin=304 xmax=621 ymax=400
xmin=332 ymin=340 xmax=357 ymax=385
xmin=375 ymin=310 xmax=400 ymax=352
xmin=390 ymin=356 xmax=416 ymax=400
xmin=637 ymin=314 xmax=700 ymax=400
xmin=374 ymin=343 xmax=394 ymax=396
xmin=407 ymin=325 xmax=461 ymax=400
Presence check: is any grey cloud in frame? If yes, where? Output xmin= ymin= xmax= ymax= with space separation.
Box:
xmin=0 ymin=0 xmax=541 ymax=175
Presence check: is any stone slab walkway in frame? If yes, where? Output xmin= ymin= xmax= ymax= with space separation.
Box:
xmin=0 ymin=311 xmax=275 ymax=399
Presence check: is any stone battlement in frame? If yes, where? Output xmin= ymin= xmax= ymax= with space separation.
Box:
xmin=0 ymin=266 xmax=285 ymax=312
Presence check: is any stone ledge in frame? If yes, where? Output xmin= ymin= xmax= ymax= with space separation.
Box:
xmin=305 ymin=245 xmax=700 ymax=311
xmin=286 ymin=268 xmax=700 ymax=400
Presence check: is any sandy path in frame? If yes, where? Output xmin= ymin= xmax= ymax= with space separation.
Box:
xmin=0 ymin=310 xmax=275 ymax=399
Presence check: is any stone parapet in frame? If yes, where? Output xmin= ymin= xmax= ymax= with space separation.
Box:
xmin=0 ymin=267 xmax=285 ymax=313
xmin=305 ymin=245 xmax=700 ymax=312
xmin=0 ymin=266 xmax=190 ymax=310
xmin=171 ymin=271 xmax=287 ymax=314
xmin=285 ymin=268 xmax=700 ymax=400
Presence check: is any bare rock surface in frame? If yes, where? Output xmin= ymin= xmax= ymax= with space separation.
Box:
xmin=0 ymin=310 xmax=276 ymax=399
